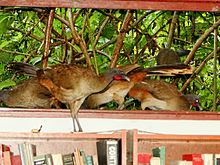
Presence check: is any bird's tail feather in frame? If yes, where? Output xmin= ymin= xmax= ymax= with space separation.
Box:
xmin=140 ymin=63 xmax=193 ymax=76
xmin=7 ymin=62 xmax=39 ymax=76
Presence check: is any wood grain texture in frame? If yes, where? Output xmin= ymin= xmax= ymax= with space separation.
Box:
xmin=0 ymin=108 xmax=220 ymax=120
xmin=0 ymin=0 xmax=219 ymax=12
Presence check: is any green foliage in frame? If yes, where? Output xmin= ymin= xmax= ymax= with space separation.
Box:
xmin=0 ymin=8 xmax=218 ymax=110
xmin=0 ymin=79 xmax=16 ymax=90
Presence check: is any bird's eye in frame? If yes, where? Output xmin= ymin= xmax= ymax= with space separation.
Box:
xmin=118 ymin=70 xmax=125 ymax=74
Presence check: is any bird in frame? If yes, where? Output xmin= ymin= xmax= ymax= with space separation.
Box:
xmin=0 ymin=77 xmax=63 ymax=109
xmin=83 ymin=64 xmax=140 ymax=110
xmin=128 ymin=79 xmax=200 ymax=111
xmin=156 ymin=48 xmax=181 ymax=65
xmin=8 ymin=62 xmax=130 ymax=132
xmin=84 ymin=63 xmax=194 ymax=110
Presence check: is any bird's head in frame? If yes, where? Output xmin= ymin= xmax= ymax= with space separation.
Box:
xmin=104 ymin=68 xmax=130 ymax=82
xmin=185 ymin=94 xmax=202 ymax=111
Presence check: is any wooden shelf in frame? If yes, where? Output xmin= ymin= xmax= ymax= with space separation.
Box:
xmin=0 ymin=130 xmax=127 ymax=165
xmin=1 ymin=108 xmax=220 ymax=120
xmin=0 ymin=0 xmax=219 ymax=11
xmin=132 ymin=129 xmax=220 ymax=165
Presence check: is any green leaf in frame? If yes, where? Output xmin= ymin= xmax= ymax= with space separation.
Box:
xmin=0 ymin=79 xmax=16 ymax=90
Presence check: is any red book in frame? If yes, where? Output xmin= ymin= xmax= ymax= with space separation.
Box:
xmin=138 ymin=153 xmax=152 ymax=164
xmin=182 ymin=154 xmax=204 ymax=165
xmin=11 ymin=155 xmax=22 ymax=165
xmin=0 ymin=144 xmax=11 ymax=164
xmin=0 ymin=144 xmax=10 ymax=156
xmin=3 ymin=151 xmax=13 ymax=165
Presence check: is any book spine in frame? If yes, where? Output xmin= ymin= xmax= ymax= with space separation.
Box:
xmin=85 ymin=155 xmax=94 ymax=165
xmin=0 ymin=144 xmax=11 ymax=164
xmin=3 ymin=151 xmax=12 ymax=165
xmin=106 ymin=141 xmax=118 ymax=165
xmin=62 ymin=154 xmax=74 ymax=165
xmin=18 ymin=143 xmax=28 ymax=165
xmin=33 ymin=155 xmax=46 ymax=165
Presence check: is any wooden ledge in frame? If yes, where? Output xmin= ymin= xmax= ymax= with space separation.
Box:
xmin=0 ymin=0 xmax=219 ymax=12
xmin=0 ymin=130 xmax=127 ymax=140
xmin=0 ymin=108 xmax=220 ymax=120
xmin=133 ymin=128 xmax=220 ymax=141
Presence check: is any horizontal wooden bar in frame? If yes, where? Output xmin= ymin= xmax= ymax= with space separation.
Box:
xmin=0 ymin=130 xmax=126 ymax=140
xmin=136 ymin=134 xmax=220 ymax=141
xmin=0 ymin=0 xmax=219 ymax=11
xmin=0 ymin=108 xmax=220 ymax=120
xmin=133 ymin=129 xmax=220 ymax=141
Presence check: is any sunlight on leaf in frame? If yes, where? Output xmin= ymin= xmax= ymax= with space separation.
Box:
xmin=0 ymin=79 xmax=16 ymax=90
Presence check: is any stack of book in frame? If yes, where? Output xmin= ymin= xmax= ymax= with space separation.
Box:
xmin=33 ymin=148 xmax=95 ymax=165
xmin=0 ymin=139 xmax=121 ymax=165
xmin=171 ymin=153 xmax=220 ymax=165
xmin=137 ymin=146 xmax=165 ymax=165
xmin=0 ymin=144 xmax=22 ymax=165
xmin=0 ymin=143 xmax=97 ymax=165
xmin=137 ymin=146 xmax=220 ymax=165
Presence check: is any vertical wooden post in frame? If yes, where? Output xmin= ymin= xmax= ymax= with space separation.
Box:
xmin=213 ymin=13 xmax=218 ymax=111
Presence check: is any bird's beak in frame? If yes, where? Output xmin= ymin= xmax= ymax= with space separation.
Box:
xmin=124 ymin=76 xmax=130 ymax=82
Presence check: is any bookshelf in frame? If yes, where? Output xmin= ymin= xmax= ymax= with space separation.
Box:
xmin=132 ymin=129 xmax=220 ymax=165
xmin=1 ymin=109 xmax=220 ymax=164
xmin=0 ymin=130 xmax=127 ymax=165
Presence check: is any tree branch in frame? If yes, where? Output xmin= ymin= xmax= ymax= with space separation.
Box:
xmin=110 ymin=10 xmax=133 ymax=68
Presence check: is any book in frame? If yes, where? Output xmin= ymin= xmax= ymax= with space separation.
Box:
xmin=52 ymin=154 xmax=64 ymax=165
xmin=18 ymin=143 xmax=28 ymax=165
xmin=62 ymin=153 xmax=74 ymax=165
xmin=97 ymin=140 xmax=120 ymax=165
xmin=79 ymin=150 xmax=87 ymax=165
xmin=0 ymin=144 xmax=11 ymax=164
xmin=150 ymin=157 xmax=160 ymax=165
xmin=11 ymin=155 xmax=22 ymax=165
xmin=33 ymin=155 xmax=47 ymax=165
xmin=216 ymin=158 xmax=220 ymax=165
xmin=3 ymin=151 xmax=12 ymax=165
xmin=92 ymin=155 xmax=99 ymax=165
xmin=0 ymin=144 xmax=11 ymax=156
xmin=26 ymin=143 xmax=37 ymax=165
xmin=182 ymin=154 xmax=203 ymax=165
xmin=215 ymin=154 xmax=220 ymax=165
xmin=45 ymin=154 xmax=53 ymax=165
xmin=73 ymin=148 xmax=82 ymax=165
xmin=170 ymin=160 xmax=193 ymax=165
xmin=18 ymin=143 xmax=36 ymax=165
xmin=137 ymin=153 xmax=151 ymax=165
xmin=152 ymin=146 xmax=165 ymax=165
xmin=202 ymin=154 xmax=214 ymax=165
xmin=85 ymin=155 xmax=94 ymax=165
xmin=34 ymin=154 xmax=53 ymax=165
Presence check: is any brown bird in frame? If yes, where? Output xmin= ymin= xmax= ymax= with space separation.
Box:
xmin=8 ymin=62 xmax=130 ymax=132
xmin=156 ymin=48 xmax=181 ymax=65
xmin=83 ymin=64 xmax=140 ymax=110
xmin=128 ymin=79 xmax=200 ymax=111
xmin=84 ymin=64 xmax=193 ymax=110
xmin=0 ymin=77 xmax=63 ymax=109
xmin=0 ymin=78 xmax=52 ymax=108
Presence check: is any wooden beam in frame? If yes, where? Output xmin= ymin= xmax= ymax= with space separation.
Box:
xmin=1 ymin=108 xmax=220 ymax=120
xmin=0 ymin=0 xmax=219 ymax=12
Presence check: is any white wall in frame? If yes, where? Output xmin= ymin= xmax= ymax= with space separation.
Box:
xmin=1 ymin=117 xmax=220 ymax=135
